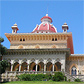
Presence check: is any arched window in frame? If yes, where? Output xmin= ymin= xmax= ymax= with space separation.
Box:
xmin=20 ymin=38 xmax=22 ymax=41
xmin=23 ymin=38 xmax=25 ymax=41
xmin=52 ymin=38 xmax=54 ymax=41
xmin=71 ymin=66 xmax=77 ymax=75
xmin=55 ymin=38 xmax=57 ymax=41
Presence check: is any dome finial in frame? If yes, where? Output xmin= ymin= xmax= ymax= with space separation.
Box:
xmin=14 ymin=23 xmax=17 ymax=26
xmin=46 ymin=14 xmax=48 ymax=16
xmin=64 ymin=22 xmax=67 ymax=25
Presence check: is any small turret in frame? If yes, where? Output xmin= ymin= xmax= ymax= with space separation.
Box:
xmin=11 ymin=23 xmax=19 ymax=33
xmin=62 ymin=22 xmax=69 ymax=33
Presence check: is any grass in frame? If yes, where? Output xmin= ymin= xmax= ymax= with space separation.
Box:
xmin=2 ymin=81 xmax=84 ymax=84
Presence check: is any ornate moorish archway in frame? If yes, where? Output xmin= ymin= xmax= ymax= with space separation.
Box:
xmin=21 ymin=62 xmax=27 ymax=71
xmin=13 ymin=62 xmax=19 ymax=71
xmin=69 ymin=63 xmax=79 ymax=75
xmin=29 ymin=62 xmax=41 ymax=71
xmin=46 ymin=62 xmax=52 ymax=71
xmin=38 ymin=62 xmax=44 ymax=71
xmin=55 ymin=62 xmax=61 ymax=71
xmin=29 ymin=62 xmax=36 ymax=71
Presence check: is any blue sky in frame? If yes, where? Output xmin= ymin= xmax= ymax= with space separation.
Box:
xmin=0 ymin=1 xmax=84 ymax=54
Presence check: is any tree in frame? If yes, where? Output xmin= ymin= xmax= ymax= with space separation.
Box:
xmin=0 ymin=37 xmax=7 ymax=55
xmin=0 ymin=37 xmax=4 ymax=43
xmin=0 ymin=37 xmax=8 ymax=74
xmin=0 ymin=60 xmax=9 ymax=74
xmin=0 ymin=37 xmax=8 ymax=82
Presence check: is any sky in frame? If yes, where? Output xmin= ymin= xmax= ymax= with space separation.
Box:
xmin=0 ymin=0 xmax=84 ymax=54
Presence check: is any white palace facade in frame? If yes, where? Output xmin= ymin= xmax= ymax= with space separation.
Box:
xmin=3 ymin=14 xmax=84 ymax=75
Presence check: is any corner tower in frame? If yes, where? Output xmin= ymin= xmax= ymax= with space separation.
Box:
xmin=62 ymin=22 xmax=69 ymax=33
xmin=11 ymin=23 xmax=19 ymax=33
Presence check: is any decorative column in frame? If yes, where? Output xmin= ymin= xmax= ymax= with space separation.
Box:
xmin=53 ymin=64 xmax=55 ymax=72
xmin=44 ymin=64 xmax=46 ymax=72
xmin=61 ymin=61 xmax=65 ymax=72
xmin=19 ymin=64 xmax=21 ymax=72
xmin=36 ymin=64 xmax=38 ymax=72
xmin=27 ymin=64 xmax=30 ymax=71
xmin=11 ymin=64 xmax=13 ymax=71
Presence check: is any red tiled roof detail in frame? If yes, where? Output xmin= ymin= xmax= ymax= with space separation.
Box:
xmin=49 ymin=24 xmax=56 ymax=33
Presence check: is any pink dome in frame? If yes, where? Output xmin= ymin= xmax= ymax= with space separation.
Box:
xmin=32 ymin=14 xmax=57 ymax=33
xmin=41 ymin=16 xmax=52 ymax=23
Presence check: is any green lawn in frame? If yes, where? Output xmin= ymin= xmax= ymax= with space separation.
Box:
xmin=2 ymin=81 xmax=84 ymax=84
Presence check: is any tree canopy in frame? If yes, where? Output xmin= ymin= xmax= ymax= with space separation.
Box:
xmin=0 ymin=37 xmax=9 ymax=74
xmin=0 ymin=37 xmax=7 ymax=55
xmin=0 ymin=37 xmax=4 ymax=43
xmin=0 ymin=60 xmax=9 ymax=74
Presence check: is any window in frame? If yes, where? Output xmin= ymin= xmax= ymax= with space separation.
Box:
xmin=71 ymin=66 xmax=77 ymax=75
xmin=20 ymin=39 xmax=22 ymax=41
xmin=14 ymin=30 xmax=15 ymax=32
xmin=41 ymin=31 xmax=43 ymax=33
xmin=52 ymin=38 xmax=54 ymax=41
xmin=23 ymin=39 xmax=25 ymax=41
xmin=55 ymin=38 xmax=57 ymax=41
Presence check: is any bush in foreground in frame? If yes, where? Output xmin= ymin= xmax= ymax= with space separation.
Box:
xmin=17 ymin=74 xmax=52 ymax=81
xmin=52 ymin=72 xmax=64 ymax=81
xmin=17 ymin=72 xmax=65 ymax=81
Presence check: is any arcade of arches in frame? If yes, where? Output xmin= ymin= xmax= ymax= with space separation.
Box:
xmin=7 ymin=61 xmax=81 ymax=75
xmin=10 ymin=62 xmax=61 ymax=72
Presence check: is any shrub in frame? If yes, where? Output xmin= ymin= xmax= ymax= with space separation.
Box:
xmin=31 ymin=74 xmax=44 ymax=81
xmin=17 ymin=74 xmax=31 ymax=81
xmin=75 ymin=78 xmax=81 ymax=82
xmin=17 ymin=72 xmax=66 ymax=81
xmin=17 ymin=74 xmax=52 ymax=81
xmin=44 ymin=74 xmax=52 ymax=80
xmin=68 ymin=79 xmax=70 ymax=82
xmin=52 ymin=72 xmax=64 ymax=81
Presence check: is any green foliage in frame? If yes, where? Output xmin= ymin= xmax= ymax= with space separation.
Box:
xmin=52 ymin=72 xmax=64 ymax=81
xmin=0 ymin=37 xmax=7 ymax=55
xmin=17 ymin=74 xmax=52 ymax=81
xmin=64 ymin=76 xmax=67 ymax=81
xmin=0 ymin=44 xmax=7 ymax=55
xmin=44 ymin=74 xmax=52 ymax=80
xmin=75 ymin=78 xmax=81 ymax=82
xmin=0 ymin=60 xmax=9 ymax=74
xmin=0 ymin=37 xmax=4 ymax=43
xmin=68 ymin=79 xmax=71 ymax=82
xmin=17 ymin=73 xmax=65 ymax=81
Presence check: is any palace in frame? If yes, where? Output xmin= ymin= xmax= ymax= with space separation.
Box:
xmin=3 ymin=14 xmax=84 ymax=76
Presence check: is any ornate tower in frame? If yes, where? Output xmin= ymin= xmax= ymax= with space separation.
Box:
xmin=62 ymin=22 xmax=69 ymax=33
xmin=11 ymin=23 xmax=19 ymax=33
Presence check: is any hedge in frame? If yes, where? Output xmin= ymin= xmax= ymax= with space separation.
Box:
xmin=17 ymin=73 xmax=52 ymax=81
xmin=52 ymin=72 xmax=64 ymax=81
xmin=17 ymin=72 xmax=65 ymax=81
